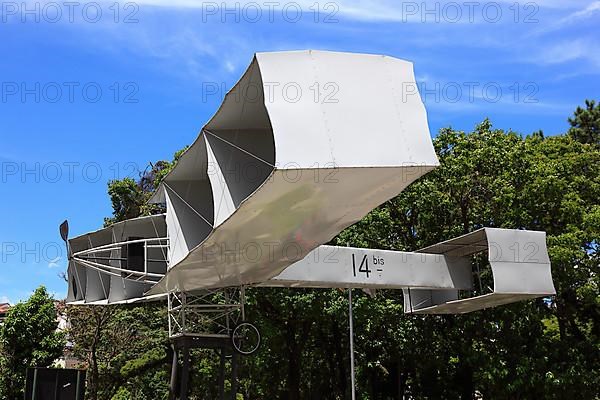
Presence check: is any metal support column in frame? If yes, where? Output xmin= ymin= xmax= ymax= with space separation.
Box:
xmin=230 ymin=353 xmax=239 ymax=400
xmin=349 ymin=288 xmax=356 ymax=400
xmin=169 ymin=346 xmax=179 ymax=400
xmin=218 ymin=349 xmax=226 ymax=400
xmin=180 ymin=345 xmax=190 ymax=400
xmin=166 ymin=289 xmax=256 ymax=399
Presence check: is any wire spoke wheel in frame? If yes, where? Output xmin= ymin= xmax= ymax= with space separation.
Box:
xmin=231 ymin=322 xmax=261 ymax=355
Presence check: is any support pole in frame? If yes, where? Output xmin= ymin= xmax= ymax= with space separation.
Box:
xmin=230 ymin=352 xmax=239 ymax=400
xmin=31 ymin=369 xmax=38 ymax=400
xmin=218 ymin=349 xmax=226 ymax=400
xmin=181 ymin=345 xmax=190 ymax=400
xmin=349 ymin=288 xmax=356 ymax=400
xmin=75 ymin=370 xmax=82 ymax=400
xmin=169 ymin=346 xmax=179 ymax=400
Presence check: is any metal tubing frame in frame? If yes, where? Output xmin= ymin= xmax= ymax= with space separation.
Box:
xmin=167 ymin=288 xmax=244 ymax=339
xmin=72 ymin=236 xmax=169 ymax=285
xmin=169 ymin=340 xmax=239 ymax=400
xmin=166 ymin=287 xmax=247 ymax=399
xmin=72 ymin=237 xmax=169 ymax=257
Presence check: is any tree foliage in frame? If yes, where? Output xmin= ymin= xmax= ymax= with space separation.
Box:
xmin=0 ymin=286 xmax=66 ymax=399
xmin=66 ymin=305 xmax=170 ymax=400
xmin=104 ymin=147 xmax=187 ymax=227
xmin=568 ymin=99 xmax=600 ymax=146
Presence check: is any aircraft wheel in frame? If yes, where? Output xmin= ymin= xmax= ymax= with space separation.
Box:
xmin=231 ymin=322 xmax=261 ymax=355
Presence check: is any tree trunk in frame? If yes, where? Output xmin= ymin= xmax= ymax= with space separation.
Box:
xmin=89 ymin=342 xmax=99 ymax=400
xmin=332 ymin=320 xmax=348 ymax=398
xmin=457 ymin=363 xmax=473 ymax=400
xmin=397 ymin=360 xmax=406 ymax=400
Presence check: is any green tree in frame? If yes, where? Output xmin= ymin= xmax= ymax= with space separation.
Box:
xmin=104 ymin=148 xmax=186 ymax=227
xmin=67 ymin=305 xmax=170 ymax=400
xmin=569 ymin=99 xmax=600 ymax=145
xmin=0 ymin=286 xmax=66 ymax=398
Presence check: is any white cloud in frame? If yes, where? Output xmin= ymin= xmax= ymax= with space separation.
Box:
xmin=0 ymin=296 xmax=11 ymax=305
xmin=568 ymin=0 xmax=600 ymax=18
xmin=531 ymin=1 xmax=600 ymax=35
xmin=128 ymin=0 xmax=600 ymax=23
xmin=530 ymin=39 xmax=600 ymax=68
xmin=224 ymin=60 xmax=236 ymax=73
xmin=14 ymin=0 xmax=598 ymax=94
xmin=48 ymin=256 xmax=61 ymax=268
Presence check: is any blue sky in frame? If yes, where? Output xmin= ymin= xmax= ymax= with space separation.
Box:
xmin=0 ymin=0 xmax=598 ymax=304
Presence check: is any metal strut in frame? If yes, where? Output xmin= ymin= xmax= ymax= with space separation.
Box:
xmin=167 ymin=288 xmax=244 ymax=339
xmin=167 ymin=286 xmax=260 ymax=400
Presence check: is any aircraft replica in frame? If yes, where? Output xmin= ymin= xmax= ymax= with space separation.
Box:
xmin=60 ymin=50 xmax=555 ymax=398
